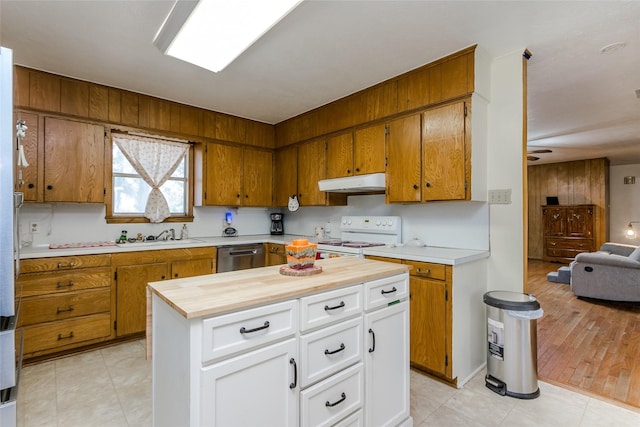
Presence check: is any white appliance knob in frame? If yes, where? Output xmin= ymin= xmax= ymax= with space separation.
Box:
xmin=388 ymin=219 xmax=393 ymax=226
xmin=342 ymin=218 xmax=347 ymax=225
xmin=347 ymin=219 xmax=352 ymax=225
xmin=382 ymin=220 xmax=387 ymax=226
xmin=376 ymin=220 xmax=381 ymax=226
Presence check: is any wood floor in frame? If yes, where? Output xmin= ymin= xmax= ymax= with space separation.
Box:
xmin=528 ymin=259 xmax=640 ymax=409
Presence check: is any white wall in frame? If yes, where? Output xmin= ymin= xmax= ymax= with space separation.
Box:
xmin=486 ymin=50 xmax=526 ymax=292
xmin=609 ymin=164 xmax=640 ymax=244
xmin=18 ymin=203 xmax=273 ymax=247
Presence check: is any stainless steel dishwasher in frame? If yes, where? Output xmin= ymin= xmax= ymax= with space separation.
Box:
xmin=216 ymin=244 xmax=265 ymax=273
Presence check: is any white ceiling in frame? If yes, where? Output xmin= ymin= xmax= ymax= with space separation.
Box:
xmin=1 ymin=0 xmax=639 ymax=165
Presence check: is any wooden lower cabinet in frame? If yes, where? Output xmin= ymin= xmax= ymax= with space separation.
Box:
xmin=404 ymin=260 xmax=453 ymax=381
xmin=112 ymin=247 xmax=216 ymax=337
xmin=17 ymin=254 xmax=113 ymax=360
xmin=265 ymin=243 xmax=286 ymax=266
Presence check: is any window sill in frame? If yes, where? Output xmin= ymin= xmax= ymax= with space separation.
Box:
xmin=106 ymin=215 xmax=194 ymax=224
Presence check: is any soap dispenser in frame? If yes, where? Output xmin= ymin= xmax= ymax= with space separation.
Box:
xmin=180 ymin=224 xmax=188 ymax=240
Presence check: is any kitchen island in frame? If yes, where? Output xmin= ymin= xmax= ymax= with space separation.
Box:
xmin=148 ymin=257 xmax=412 ymax=427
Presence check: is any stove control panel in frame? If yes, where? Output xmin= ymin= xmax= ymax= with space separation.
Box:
xmin=340 ymin=216 xmax=401 ymax=234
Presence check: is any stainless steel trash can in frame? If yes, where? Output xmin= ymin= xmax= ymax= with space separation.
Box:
xmin=483 ymin=291 xmax=543 ymax=399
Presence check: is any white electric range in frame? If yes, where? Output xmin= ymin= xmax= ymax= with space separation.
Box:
xmin=316 ymin=216 xmax=402 ymax=258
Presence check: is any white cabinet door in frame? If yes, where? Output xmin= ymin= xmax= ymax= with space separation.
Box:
xmin=201 ymin=338 xmax=298 ymax=427
xmin=364 ymin=300 xmax=410 ymax=427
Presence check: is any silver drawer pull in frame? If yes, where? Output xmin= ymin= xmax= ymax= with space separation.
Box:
xmin=240 ymin=321 xmax=270 ymax=334
xmin=325 ymin=393 xmax=346 ymax=407
xmin=56 ymin=305 xmax=74 ymax=314
xmin=324 ymin=301 xmax=345 ymax=311
xmin=324 ymin=343 xmax=345 ymax=355
xmin=56 ymin=280 xmax=74 ymax=289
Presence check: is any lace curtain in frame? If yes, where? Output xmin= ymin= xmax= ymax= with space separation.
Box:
xmin=113 ymin=134 xmax=188 ymax=223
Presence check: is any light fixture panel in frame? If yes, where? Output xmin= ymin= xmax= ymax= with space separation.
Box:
xmin=155 ymin=0 xmax=303 ymax=73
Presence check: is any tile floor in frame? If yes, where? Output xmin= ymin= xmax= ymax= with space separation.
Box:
xmin=17 ymin=339 xmax=640 ymax=427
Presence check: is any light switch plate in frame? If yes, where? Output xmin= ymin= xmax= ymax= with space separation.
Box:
xmin=488 ymin=189 xmax=512 ymax=204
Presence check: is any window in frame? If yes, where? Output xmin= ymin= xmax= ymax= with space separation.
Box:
xmin=109 ymin=132 xmax=192 ymax=223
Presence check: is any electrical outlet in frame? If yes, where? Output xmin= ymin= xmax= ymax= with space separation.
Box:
xmin=488 ymin=189 xmax=512 ymax=205
xmin=30 ymin=222 xmax=41 ymax=234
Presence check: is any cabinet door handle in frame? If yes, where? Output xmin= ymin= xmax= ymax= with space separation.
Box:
xmin=416 ymin=268 xmax=431 ymax=275
xmin=289 ymin=358 xmax=297 ymax=389
xmin=324 ymin=301 xmax=345 ymax=311
xmin=56 ymin=280 xmax=74 ymax=289
xmin=413 ymin=184 xmax=418 ymax=190
xmin=240 ymin=320 xmax=270 ymax=334
xmin=325 ymin=393 xmax=346 ymax=407
xmin=28 ymin=183 xmax=34 ymax=189
xmin=425 ymin=182 xmax=432 ymax=188
xmin=56 ymin=305 xmax=74 ymax=314
xmin=346 ymin=169 xmax=351 ymax=174
xmin=324 ymin=343 xmax=345 ymax=355
xmin=57 ymin=332 xmax=74 ymax=340
xmin=368 ymin=328 xmax=376 ymax=353
xmin=381 ymin=286 xmax=397 ymax=295
xmin=47 ymin=185 xmax=53 ymax=190
xmin=57 ymin=261 xmax=76 ymax=269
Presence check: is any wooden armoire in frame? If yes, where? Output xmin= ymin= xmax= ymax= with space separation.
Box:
xmin=542 ymin=204 xmax=596 ymax=262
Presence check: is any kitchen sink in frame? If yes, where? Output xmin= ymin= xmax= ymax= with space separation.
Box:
xmin=127 ymin=238 xmax=205 ymax=247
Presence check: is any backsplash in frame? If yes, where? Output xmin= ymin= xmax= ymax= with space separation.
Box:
xmin=18 ymin=195 xmax=489 ymax=250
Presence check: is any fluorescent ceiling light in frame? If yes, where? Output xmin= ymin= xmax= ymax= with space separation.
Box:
xmin=154 ymin=0 xmax=302 ymax=73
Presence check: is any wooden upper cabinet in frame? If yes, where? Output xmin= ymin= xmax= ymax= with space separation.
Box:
xmin=216 ymin=113 xmax=246 ymax=143
xmin=203 ymin=142 xmax=243 ymax=206
xmin=385 ymin=113 xmax=421 ymax=203
xmin=397 ymin=48 xmax=474 ymax=113
xmin=243 ymin=148 xmax=273 ymax=207
xmin=297 ymin=138 xmax=327 ymax=206
xmin=29 ymin=71 xmax=60 ymax=112
xmin=43 ymin=117 xmax=105 ymax=203
xmin=422 ymin=101 xmax=467 ymax=201
xmin=120 ymin=91 xmax=139 ymax=126
xmin=354 ymin=123 xmax=386 ymax=175
xmin=88 ymin=85 xmax=109 ymax=121
xmin=274 ymin=145 xmax=297 ymax=207
xmin=14 ymin=66 xmax=30 ymax=108
xmin=326 ymin=132 xmax=354 ymax=179
xmin=60 ymin=79 xmax=89 ymax=117
xmin=246 ymin=120 xmax=275 ymax=148
xmin=14 ymin=111 xmax=39 ymax=201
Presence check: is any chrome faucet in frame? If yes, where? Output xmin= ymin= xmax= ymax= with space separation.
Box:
xmin=155 ymin=228 xmax=175 ymax=241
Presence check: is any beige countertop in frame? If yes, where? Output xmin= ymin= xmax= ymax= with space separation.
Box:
xmin=148 ymin=257 xmax=409 ymax=319
xmin=19 ymin=233 xmax=489 ymax=265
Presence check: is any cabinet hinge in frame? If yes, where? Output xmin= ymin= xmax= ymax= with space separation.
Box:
xmin=103 ymin=188 xmax=107 ymax=196
xmin=464 ymin=105 xmax=468 ymax=117
xmin=384 ymin=125 xmax=389 ymax=136
xmin=114 ymin=271 xmax=117 ymax=281
xmin=113 ymin=321 xmax=117 ymax=330
xmin=445 ymin=289 xmax=448 ymax=301
xmin=445 ymin=354 xmax=449 ymax=366
xmin=385 ymin=157 xmax=388 ymax=167
xmin=464 ymin=181 xmax=468 ymax=190
xmin=204 ymin=191 xmax=207 ymax=200
xmin=104 ymin=130 xmax=107 ymax=138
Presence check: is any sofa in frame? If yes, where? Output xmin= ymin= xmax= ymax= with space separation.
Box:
xmin=570 ymin=242 xmax=640 ymax=301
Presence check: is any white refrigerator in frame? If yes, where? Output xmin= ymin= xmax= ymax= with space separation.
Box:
xmin=0 ymin=45 xmax=20 ymax=427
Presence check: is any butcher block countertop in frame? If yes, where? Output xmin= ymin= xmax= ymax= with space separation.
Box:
xmin=148 ymin=257 xmax=409 ymax=319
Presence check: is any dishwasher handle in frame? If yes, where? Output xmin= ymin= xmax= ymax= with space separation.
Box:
xmin=229 ymin=249 xmax=258 ymax=256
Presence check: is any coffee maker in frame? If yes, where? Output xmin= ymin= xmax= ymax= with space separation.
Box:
xmin=270 ymin=213 xmax=284 ymax=235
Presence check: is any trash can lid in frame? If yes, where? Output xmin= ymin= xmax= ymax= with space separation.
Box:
xmin=483 ymin=291 xmax=540 ymax=311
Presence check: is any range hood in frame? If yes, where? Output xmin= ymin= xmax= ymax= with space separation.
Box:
xmin=318 ymin=173 xmax=386 ymax=193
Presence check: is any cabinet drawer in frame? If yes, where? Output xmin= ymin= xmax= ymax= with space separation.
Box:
xmin=364 ymin=273 xmax=409 ymax=311
xmin=202 ymin=300 xmax=298 ymax=363
xmin=546 ymin=238 xmax=593 ymax=251
xmin=300 ymin=317 xmax=363 ymax=388
xmin=404 ymin=260 xmax=446 ymax=280
xmin=300 ymin=363 xmax=363 ymax=427
xmin=19 ymin=267 xmax=111 ymax=297
xmin=333 ymin=409 xmax=363 ymax=427
xmin=300 ymin=285 xmax=362 ymax=332
xmin=21 ymin=288 xmax=110 ymax=326
xmin=22 ymin=313 xmax=111 ymax=354
xmin=20 ymin=255 xmax=111 ymax=273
